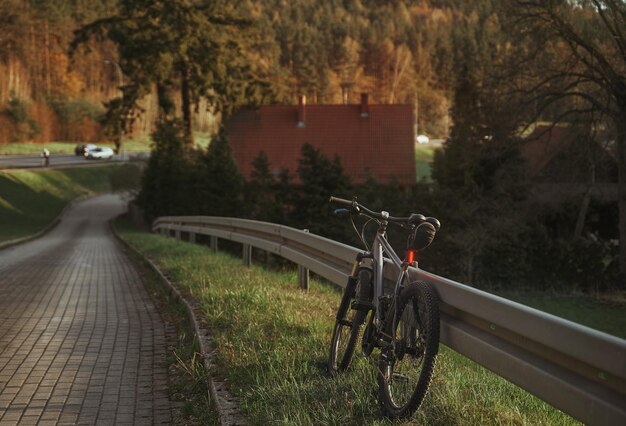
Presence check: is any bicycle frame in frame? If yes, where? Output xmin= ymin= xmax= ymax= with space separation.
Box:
xmin=369 ymin=218 xmax=410 ymax=330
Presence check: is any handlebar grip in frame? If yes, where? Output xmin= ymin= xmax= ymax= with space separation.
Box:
xmin=425 ymin=217 xmax=441 ymax=232
xmin=409 ymin=222 xmax=437 ymax=251
xmin=329 ymin=196 xmax=353 ymax=207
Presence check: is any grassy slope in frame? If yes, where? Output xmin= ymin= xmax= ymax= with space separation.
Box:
xmin=415 ymin=144 xmax=440 ymax=182
xmin=0 ymin=166 xmax=117 ymax=242
xmin=116 ymin=221 xmax=583 ymax=426
xmin=498 ymin=291 xmax=626 ymax=339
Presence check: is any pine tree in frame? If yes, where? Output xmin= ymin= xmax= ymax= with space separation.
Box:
xmin=71 ymin=0 xmax=268 ymax=147
xmin=245 ymin=151 xmax=284 ymax=222
xmin=293 ymin=143 xmax=351 ymax=240
xmin=136 ymin=118 xmax=192 ymax=221
xmin=432 ymin=61 xmax=530 ymax=285
xmin=195 ymin=130 xmax=243 ymax=217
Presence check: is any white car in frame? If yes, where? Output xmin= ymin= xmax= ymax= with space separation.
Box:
xmin=416 ymin=134 xmax=430 ymax=144
xmin=84 ymin=147 xmax=114 ymax=160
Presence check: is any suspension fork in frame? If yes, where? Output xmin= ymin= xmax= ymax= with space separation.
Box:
xmin=335 ymin=252 xmax=370 ymax=321
xmin=373 ymin=235 xmax=385 ymax=326
xmin=390 ymin=267 xmax=410 ymax=345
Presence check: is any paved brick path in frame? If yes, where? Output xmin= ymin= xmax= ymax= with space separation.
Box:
xmin=0 ymin=194 xmax=173 ymax=425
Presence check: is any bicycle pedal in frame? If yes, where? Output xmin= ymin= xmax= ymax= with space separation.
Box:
xmin=392 ymin=373 xmax=410 ymax=383
xmin=377 ymin=332 xmax=393 ymax=348
xmin=350 ymin=301 xmax=373 ymax=311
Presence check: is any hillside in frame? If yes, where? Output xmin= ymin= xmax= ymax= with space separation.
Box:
xmin=0 ymin=0 xmax=500 ymax=144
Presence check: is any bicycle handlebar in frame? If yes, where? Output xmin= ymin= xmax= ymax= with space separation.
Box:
xmin=329 ymin=195 xmax=440 ymax=231
xmin=328 ymin=196 xmax=354 ymax=207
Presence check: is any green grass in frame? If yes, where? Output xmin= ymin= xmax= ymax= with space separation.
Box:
xmin=0 ymin=165 xmax=125 ymax=242
xmin=115 ymin=221 xmax=582 ymax=425
xmin=194 ymin=132 xmax=212 ymax=149
xmin=115 ymin=233 xmax=216 ymax=425
xmin=498 ymin=291 xmax=626 ymax=339
xmin=415 ymin=144 xmax=440 ymax=182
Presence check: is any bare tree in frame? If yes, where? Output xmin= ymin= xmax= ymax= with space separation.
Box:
xmin=505 ymin=0 xmax=626 ymax=274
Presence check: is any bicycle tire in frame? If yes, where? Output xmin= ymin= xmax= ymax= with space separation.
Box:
xmin=377 ymin=281 xmax=439 ymax=418
xmin=328 ymin=267 xmax=372 ymax=374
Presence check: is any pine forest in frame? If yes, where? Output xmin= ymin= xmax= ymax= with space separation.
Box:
xmin=1 ymin=0 xmax=625 ymax=288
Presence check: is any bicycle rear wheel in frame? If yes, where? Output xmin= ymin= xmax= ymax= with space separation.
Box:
xmin=328 ymin=267 xmax=372 ymax=374
xmin=378 ymin=281 xmax=439 ymax=418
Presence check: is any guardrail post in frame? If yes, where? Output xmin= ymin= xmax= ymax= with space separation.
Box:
xmin=243 ymin=244 xmax=252 ymax=267
xmin=210 ymin=236 xmax=218 ymax=253
xmin=297 ymin=228 xmax=310 ymax=290
xmin=175 ymin=228 xmax=181 ymax=240
xmin=298 ymin=265 xmax=309 ymax=290
xmin=189 ymin=232 xmax=196 ymax=243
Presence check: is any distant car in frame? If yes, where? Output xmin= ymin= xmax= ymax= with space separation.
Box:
xmin=75 ymin=144 xmax=97 ymax=156
xmin=416 ymin=135 xmax=430 ymax=144
xmin=84 ymin=147 xmax=114 ymax=160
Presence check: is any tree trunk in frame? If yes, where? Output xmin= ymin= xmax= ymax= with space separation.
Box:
xmin=156 ymin=83 xmax=175 ymax=121
xmin=181 ymin=64 xmax=193 ymax=148
xmin=574 ymin=162 xmax=595 ymax=240
xmin=574 ymin=189 xmax=592 ymax=241
xmin=617 ymin=119 xmax=626 ymax=275
xmin=44 ymin=20 xmax=51 ymax=97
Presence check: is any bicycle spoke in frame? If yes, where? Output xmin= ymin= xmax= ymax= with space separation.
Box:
xmin=328 ymin=267 xmax=372 ymax=374
xmin=378 ymin=282 xmax=439 ymax=418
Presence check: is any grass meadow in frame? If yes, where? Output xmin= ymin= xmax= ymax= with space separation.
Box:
xmin=415 ymin=143 xmax=440 ymax=182
xmin=0 ymin=165 xmax=136 ymax=242
xmin=115 ymin=220 xmax=587 ymax=426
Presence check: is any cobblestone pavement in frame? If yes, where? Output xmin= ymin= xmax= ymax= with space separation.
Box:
xmin=0 ymin=194 xmax=173 ymax=425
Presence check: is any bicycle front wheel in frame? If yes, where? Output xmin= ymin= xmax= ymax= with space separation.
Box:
xmin=328 ymin=267 xmax=372 ymax=375
xmin=378 ymin=281 xmax=439 ymax=418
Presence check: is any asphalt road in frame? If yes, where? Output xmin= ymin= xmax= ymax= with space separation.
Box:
xmin=0 ymin=194 xmax=173 ymax=424
xmin=0 ymin=153 xmax=149 ymax=170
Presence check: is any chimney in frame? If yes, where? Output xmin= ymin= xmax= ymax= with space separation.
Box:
xmin=297 ymin=95 xmax=306 ymax=127
xmin=360 ymin=93 xmax=370 ymax=118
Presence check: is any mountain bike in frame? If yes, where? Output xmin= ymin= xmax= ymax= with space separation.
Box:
xmin=327 ymin=196 xmax=441 ymax=419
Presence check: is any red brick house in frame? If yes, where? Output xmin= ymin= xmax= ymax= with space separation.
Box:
xmin=225 ymin=94 xmax=416 ymax=185
xmin=521 ymin=124 xmax=618 ymax=203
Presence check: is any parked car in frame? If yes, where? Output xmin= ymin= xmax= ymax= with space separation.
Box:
xmin=84 ymin=147 xmax=114 ymax=160
xmin=75 ymin=144 xmax=97 ymax=156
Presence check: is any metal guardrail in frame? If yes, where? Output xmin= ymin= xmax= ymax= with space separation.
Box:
xmin=153 ymin=216 xmax=626 ymax=425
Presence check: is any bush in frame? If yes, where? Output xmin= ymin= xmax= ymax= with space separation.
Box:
xmin=47 ymin=96 xmax=105 ymax=141
xmin=528 ymin=233 xmax=620 ymax=292
xmin=110 ymin=163 xmax=143 ymax=195
xmin=137 ymin=121 xmax=244 ymax=222
xmin=6 ymin=96 xmax=40 ymax=141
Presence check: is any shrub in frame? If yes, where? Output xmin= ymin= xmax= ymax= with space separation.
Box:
xmin=46 ymin=96 xmax=105 ymax=141
xmin=6 ymin=95 xmax=40 ymax=141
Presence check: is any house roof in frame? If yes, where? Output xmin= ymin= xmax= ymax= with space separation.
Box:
xmin=521 ymin=124 xmax=617 ymax=183
xmin=225 ymin=97 xmax=416 ymax=185
xmin=521 ymin=125 xmax=577 ymax=177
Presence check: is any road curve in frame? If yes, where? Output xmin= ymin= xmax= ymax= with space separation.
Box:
xmin=0 ymin=194 xmax=173 ymax=425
